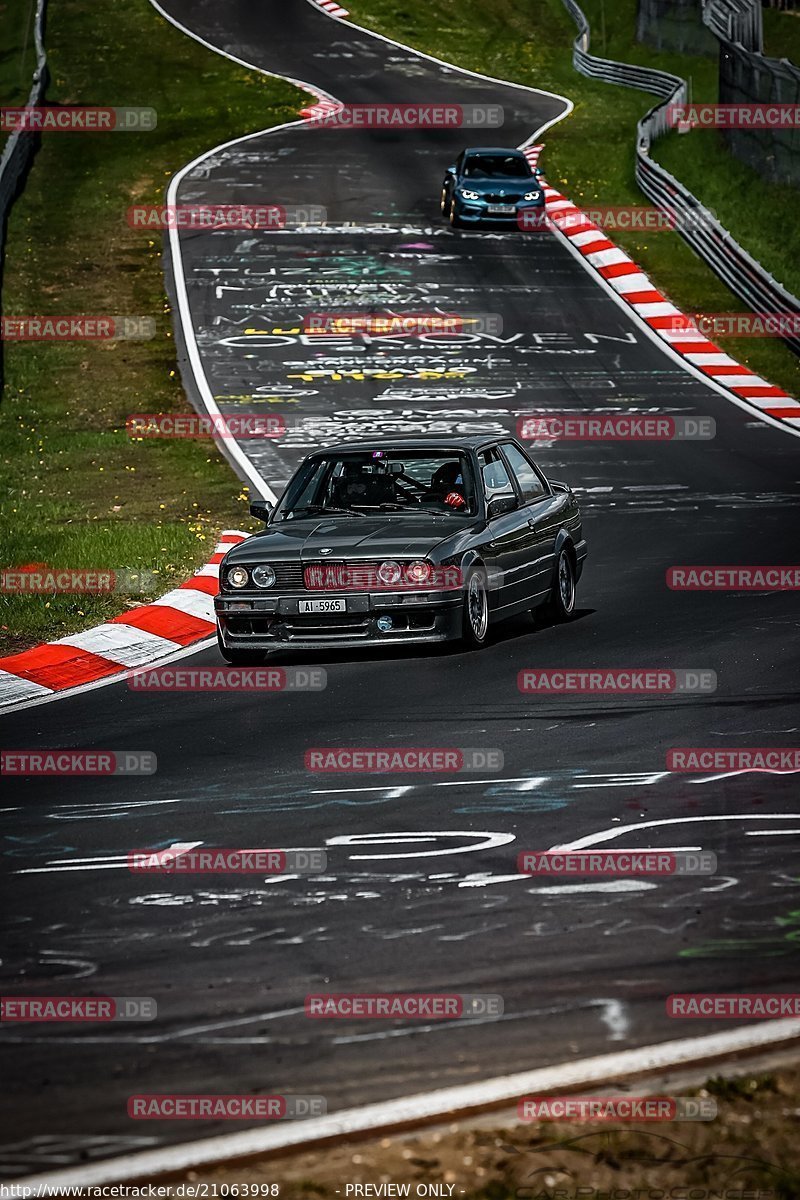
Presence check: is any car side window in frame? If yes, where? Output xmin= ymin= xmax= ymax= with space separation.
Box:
xmin=479 ymin=449 xmax=514 ymax=500
xmin=456 ymin=151 xmax=465 ymax=173
xmin=501 ymin=444 xmax=547 ymax=503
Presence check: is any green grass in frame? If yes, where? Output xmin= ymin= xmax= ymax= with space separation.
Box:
xmin=763 ymin=7 xmax=800 ymax=63
xmin=0 ymin=0 xmax=306 ymax=653
xmin=0 ymin=0 xmax=39 ymax=111
xmin=346 ymin=0 xmax=800 ymax=399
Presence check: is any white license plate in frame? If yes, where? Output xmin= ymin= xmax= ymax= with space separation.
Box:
xmin=488 ymin=204 xmax=516 ymax=215
xmin=299 ymin=598 xmax=346 ymax=613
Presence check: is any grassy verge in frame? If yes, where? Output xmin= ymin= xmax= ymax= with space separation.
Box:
xmin=763 ymin=7 xmax=800 ymax=63
xmin=0 ymin=0 xmax=38 ymax=111
xmin=346 ymin=0 xmax=800 ymax=399
xmin=0 ymin=0 xmax=305 ymax=654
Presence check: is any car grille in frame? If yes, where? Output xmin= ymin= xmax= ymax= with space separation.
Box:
xmin=484 ymin=192 xmax=524 ymax=203
xmin=261 ymin=563 xmax=305 ymax=591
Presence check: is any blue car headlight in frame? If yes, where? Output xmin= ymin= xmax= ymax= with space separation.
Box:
xmin=459 ymin=188 xmax=481 ymax=201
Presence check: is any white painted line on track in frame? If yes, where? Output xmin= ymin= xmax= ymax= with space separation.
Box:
xmin=16 ymin=1022 xmax=800 ymax=1187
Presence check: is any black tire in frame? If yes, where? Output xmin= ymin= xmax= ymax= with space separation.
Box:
xmin=462 ymin=566 xmax=489 ymax=649
xmin=216 ymin=628 xmax=266 ymax=665
xmin=539 ymin=546 xmax=576 ymax=623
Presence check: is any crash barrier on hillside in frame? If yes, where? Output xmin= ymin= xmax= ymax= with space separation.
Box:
xmin=637 ymin=0 xmax=800 ymax=184
xmin=0 ymin=0 xmax=48 ymax=263
xmin=702 ymin=0 xmax=762 ymax=50
xmin=637 ymin=0 xmax=718 ymax=56
xmin=0 ymin=0 xmax=48 ymax=388
xmin=561 ymin=0 xmax=800 ymax=356
xmin=714 ymin=22 xmax=800 ymax=184
xmin=0 ymin=0 xmax=48 ymax=251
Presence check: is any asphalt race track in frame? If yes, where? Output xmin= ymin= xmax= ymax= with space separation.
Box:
xmin=1 ymin=0 xmax=799 ymax=1178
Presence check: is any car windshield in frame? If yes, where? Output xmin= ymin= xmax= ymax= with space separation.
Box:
xmin=463 ymin=154 xmax=530 ymax=179
xmin=277 ymin=450 xmax=478 ymax=518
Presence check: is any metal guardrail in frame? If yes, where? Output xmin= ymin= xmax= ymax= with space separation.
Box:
xmin=0 ymin=0 xmax=48 ymax=260
xmin=703 ymin=0 xmax=762 ymax=51
xmin=561 ymin=0 xmax=800 ymax=356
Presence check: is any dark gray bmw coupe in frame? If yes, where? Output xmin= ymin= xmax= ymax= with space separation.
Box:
xmin=215 ymin=436 xmax=586 ymax=660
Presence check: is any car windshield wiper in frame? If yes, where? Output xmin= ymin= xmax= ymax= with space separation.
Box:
xmin=288 ymin=504 xmax=359 ymax=517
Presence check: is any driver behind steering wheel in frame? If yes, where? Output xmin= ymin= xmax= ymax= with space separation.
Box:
xmin=427 ymin=461 xmax=466 ymax=510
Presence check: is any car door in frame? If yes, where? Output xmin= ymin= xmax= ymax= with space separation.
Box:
xmin=478 ymin=448 xmax=532 ymax=618
xmin=498 ymin=442 xmax=568 ymax=607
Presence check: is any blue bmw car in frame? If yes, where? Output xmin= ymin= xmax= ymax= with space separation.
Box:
xmin=440 ymin=147 xmax=545 ymax=228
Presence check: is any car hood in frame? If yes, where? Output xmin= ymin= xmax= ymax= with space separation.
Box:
xmin=459 ymin=178 xmax=537 ymax=193
xmin=224 ymin=515 xmax=474 ymax=563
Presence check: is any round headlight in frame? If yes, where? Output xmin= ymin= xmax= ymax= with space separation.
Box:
xmin=227 ymin=566 xmax=249 ymax=589
xmin=377 ymin=559 xmax=402 ymax=585
xmin=252 ymin=564 xmax=276 ymax=589
xmin=405 ymin=560 xmax=432 ymax=586
xmin=460 ymin=188 xmax=480 ymax=201
xmin=524 ymin=190 xmax=541 ymax=201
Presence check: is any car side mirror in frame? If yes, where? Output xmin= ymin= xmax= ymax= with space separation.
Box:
xmin=250 ymin=500 xmax=274 ymax=523
xmin=446 ymin=164 xmax=456 ymax=175
xmin=488 ymin=494 xmax=518 ymax=519
xmin=533 ymin=167 xmax=543 ymax=178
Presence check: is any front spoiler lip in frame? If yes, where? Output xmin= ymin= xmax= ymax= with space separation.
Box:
xmin=220 ymin=630 xmax=456 ymax=653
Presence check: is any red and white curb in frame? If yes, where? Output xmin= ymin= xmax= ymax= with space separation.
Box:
xmin=523 ymin=144 xmax=800 ymax=434
xmin=0 ymin=532 xmax=247 ymax=713
xmin=312 ymin=0 xmax=350 ymax=18
xmin=299 ymin=98 xmax=344 ymax=121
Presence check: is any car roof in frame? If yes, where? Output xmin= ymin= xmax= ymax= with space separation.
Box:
xmin=308 ymin=435 xmax=504 ymax=455
xmin=462 ymin=147 xmax=527 ymax=156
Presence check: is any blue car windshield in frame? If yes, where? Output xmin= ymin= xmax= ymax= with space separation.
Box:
xmin=463 ymin=155 xmax=531 ymax=179
xmin=278 ymin=451 xmax=478 ymax=518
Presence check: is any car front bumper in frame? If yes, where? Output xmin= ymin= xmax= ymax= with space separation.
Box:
xmin=215 ymin=590 xmax=463 ymax=651
xmin=452 ymin=197 xmax=546 ymax=225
